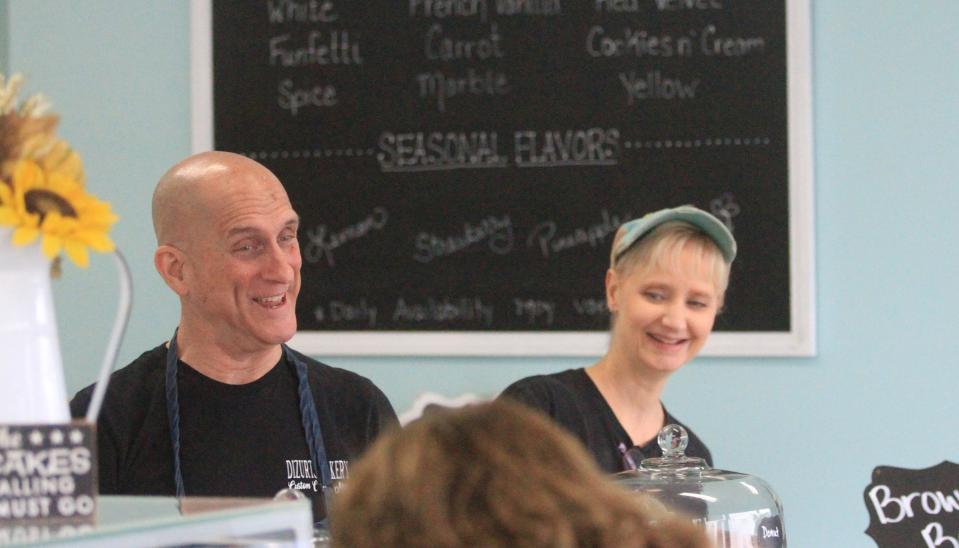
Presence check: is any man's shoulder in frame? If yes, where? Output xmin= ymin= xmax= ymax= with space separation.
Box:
xmin=70 ymin=344 xmax=168 ymax=417
xmin=286 ymin=346 xmax=384 ymax=398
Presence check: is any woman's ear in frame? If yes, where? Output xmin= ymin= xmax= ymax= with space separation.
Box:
xmin=155 ymin=245 xmax=189 ymax=296
xmin=605 ymin=268 xmax=620 ymax=313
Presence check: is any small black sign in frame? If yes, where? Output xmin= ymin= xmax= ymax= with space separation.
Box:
xmin=0 ymin=423 xmax=97 ymax=522
xmin=864 ymin=461 xmax=959 ymax=547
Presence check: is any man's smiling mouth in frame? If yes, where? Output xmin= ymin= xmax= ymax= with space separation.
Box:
xmin=253 ymin=294 xmax=286 ymax=309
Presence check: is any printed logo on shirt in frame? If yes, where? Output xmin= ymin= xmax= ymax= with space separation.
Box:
xmin=285 ymin=458 xmax=351 ymax=493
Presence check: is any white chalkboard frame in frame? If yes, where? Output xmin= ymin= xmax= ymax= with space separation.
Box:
xmin=190 ymin=0 xmax=815 ymax=357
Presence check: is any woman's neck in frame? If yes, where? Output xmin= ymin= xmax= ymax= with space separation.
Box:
xmin=586 ymin=353 xmax=670 ymax=446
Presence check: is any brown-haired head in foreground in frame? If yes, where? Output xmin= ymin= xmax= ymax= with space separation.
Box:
xmin=330 ymin=399 xmax=709 ymax=548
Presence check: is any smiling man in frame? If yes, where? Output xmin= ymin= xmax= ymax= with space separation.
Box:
xmin=70 ymin=151 xmax=397 ymax=522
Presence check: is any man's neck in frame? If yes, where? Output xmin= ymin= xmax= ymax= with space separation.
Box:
xmin=172 ymin=326 xmax=282 ymax=385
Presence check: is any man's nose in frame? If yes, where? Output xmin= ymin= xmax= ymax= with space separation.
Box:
xmin=263 ymin=243 xmax=294 ymax=282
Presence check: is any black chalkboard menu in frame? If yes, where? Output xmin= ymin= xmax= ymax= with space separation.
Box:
xmin=193 ymin=0 xmax=814 ymax=356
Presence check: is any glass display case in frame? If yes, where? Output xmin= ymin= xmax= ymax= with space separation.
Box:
xmin=615 ymin=425 xmax=787 ymax=548
xmin=0 ymin=495 xmax=313 ymax=547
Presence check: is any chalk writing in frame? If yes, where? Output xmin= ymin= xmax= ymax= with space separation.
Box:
xmin=269 ymin=31 xmax=363 ymax=67
xmin=494 ymin=0 xmax=562 ymax=16
xmin=655 ymin=0 xmax=723 ymax=10
xmin=303 ymin=207 xmax=388 ymax=268
xmin=379 ymin=131 xmax=506 ymax=171
xmin=415 ymin=69 xmax=510 ymax=113
xmin=413 ymin=214 xmax=514 ymax=263
xmin=424 ymin=23 xmax=504 ymax=61
xmin=410 ymin=0 xmax=490 ymax=22
xmin=393 ymin=297 xmax=495 ymax=326
xmin=514 ymin=128 xmax=620 ymax=167
xmin=868 ymin=485 xmax=959 ymax=525
xmin=619 ymin=70 xmax=700 ymax=104
xmin=277 ymin=78 xmax=338 ymax=115
xmin=572 ymin=298 xmax=609 ymax=316
xmin=314 ymin=299 xmax=378 ymax=327
xmin=513 ymin=298 xmax=555 ymax=325
xmin=266 ymin=0 xmax=338 ymax=24
xmin=527 ymin=209 xmax=628 ymax=259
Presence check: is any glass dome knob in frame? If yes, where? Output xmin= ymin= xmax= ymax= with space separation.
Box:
xmin=658 ymin=424 xmax=690 ymax=458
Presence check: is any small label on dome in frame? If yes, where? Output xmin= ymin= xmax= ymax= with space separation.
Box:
xmin=755 ymin=515 xmax=785 ymax=547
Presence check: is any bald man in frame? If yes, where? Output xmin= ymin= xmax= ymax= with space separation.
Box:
xmin=70 ymin=151 xmax=397 ymax=522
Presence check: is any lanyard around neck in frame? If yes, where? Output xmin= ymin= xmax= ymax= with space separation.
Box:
xmin=164 ymin=328 xmax=332 ymax=498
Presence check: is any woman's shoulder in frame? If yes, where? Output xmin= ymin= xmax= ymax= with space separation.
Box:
xmin=501 ymin=368 xmax=586 ymax=397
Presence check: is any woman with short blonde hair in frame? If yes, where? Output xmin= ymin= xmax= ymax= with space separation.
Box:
xmin=502 ymin=205 xmax=736 ymax=473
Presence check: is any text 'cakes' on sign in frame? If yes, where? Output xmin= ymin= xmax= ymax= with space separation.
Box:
xmin=0 ymin=424 xmax=97 ymax=522
xmin=194 ymin=0 xmax=815 ymax=356
xmin=864 ymin=461 xmax=959 ymax=547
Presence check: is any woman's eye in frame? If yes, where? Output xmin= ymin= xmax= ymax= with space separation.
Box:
xmin=643 ymin=291 xmax=665 ymax=302
xmin=688 ymin=299 xmax=712 ymax=309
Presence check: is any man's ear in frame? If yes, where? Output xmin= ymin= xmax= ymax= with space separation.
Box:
xmin=155 ymin=245 xmax=189 ymax=296
xmin=605 ymin=268 xmax=620 ymax=313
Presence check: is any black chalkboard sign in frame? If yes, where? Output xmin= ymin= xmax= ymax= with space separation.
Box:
xmin=191 ymin=0 xmax=814 ymax=356
xmin=864 ymin=461 xmax=959 ymax=547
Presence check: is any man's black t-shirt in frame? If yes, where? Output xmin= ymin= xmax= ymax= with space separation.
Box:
xmin=70 ymin=344 xmax=398 ymax=520
xmin=500 ymin=368 xmax=712 ymax=474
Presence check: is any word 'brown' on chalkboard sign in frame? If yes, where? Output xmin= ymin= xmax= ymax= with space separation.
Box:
xmin=864 ymin=461 xmax=959 ymax=547
xmin=191 ymin=0 xmax=814 ymax=356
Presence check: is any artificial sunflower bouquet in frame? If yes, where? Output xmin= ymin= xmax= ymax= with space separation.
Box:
xmin=0 ymin=73 xmax=117 ymax=273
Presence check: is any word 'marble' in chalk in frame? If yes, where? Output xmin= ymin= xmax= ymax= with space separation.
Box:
xmin=416 ymin=68 xmax=510 ymax=113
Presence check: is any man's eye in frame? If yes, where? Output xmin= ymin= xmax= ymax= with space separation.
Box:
xmin=234 ymin=242 xmax=259 ymax=253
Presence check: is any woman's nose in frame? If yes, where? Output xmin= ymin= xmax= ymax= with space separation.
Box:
xmin=659 ymin=301 xmax=686 ymax=328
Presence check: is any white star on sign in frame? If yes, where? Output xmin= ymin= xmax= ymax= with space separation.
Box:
xmin=49 ymin=429 xmax=64 ymax=445
xmin=29 ymin=430 xmax=44 ymax=446
xmin=69 ymin=429 xmax=84 ymax=444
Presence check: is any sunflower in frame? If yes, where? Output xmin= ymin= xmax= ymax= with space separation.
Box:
xmin=0 ymin=160 xmax=116 ymax=267
xmin=0 ymin=73 xmax=84 ymax=183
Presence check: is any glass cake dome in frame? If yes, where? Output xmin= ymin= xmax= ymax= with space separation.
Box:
xmin=614 ymin=424 xmax=787 ymax=548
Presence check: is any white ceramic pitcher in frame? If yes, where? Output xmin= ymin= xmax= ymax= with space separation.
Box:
xmin=0 ymin=227 xmax=131 ymax=424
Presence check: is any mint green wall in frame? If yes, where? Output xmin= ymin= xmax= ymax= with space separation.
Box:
xmin=0 ymin=2 xmax=8 ymax=74
xmin=7 ymin=2 xmax=959 ymax=546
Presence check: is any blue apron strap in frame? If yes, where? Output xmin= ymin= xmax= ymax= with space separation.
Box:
xmin=164 ymin=329 xmax=332 ymax=502
xmin=284 ymin=344 xmax=333 ymax=488
xmin=164 ymin=328 xmax=186 ymax=498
